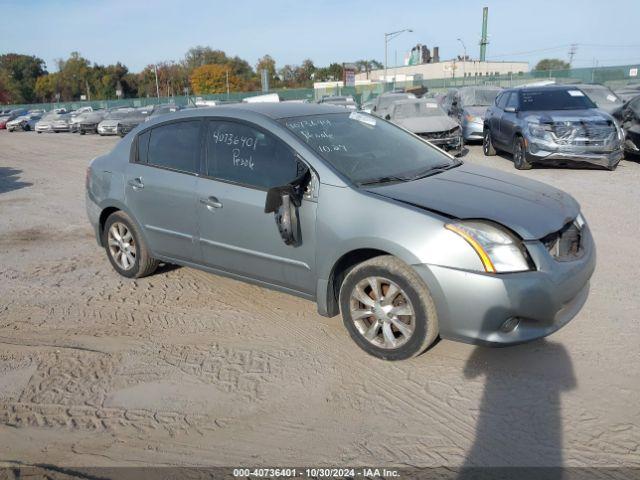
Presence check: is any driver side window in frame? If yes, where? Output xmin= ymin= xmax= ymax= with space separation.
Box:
xmin=497 ymin=92 xmax=510 ymax=110
xmin=206 ymin=120 xmax=303 ymax=190
xmin=506 ymin=92 xmax=519 ymax=110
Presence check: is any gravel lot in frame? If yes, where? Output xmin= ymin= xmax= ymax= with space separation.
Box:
xmin=0 ymin=130 xmax=639 ymax=469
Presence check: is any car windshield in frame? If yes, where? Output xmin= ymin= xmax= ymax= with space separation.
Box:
xmin=378 ymin=94 xmax=414 ymax=110
xmin=281 ymin=112 xmax=457 ymax=185
xmin=580 ymin=86 xmax=623 ymax=107
xmin=460 ymin=88 xmax=500 ymax=107
xmin=392 ymin=102 xmax=446 ymax=119
xmin=520 ymin=89 xmax=597 ymax=111
xmin=629 ymin=96 xmax=640 ymax=116
xmin=104 ymin=110 xmax=133 ymax=120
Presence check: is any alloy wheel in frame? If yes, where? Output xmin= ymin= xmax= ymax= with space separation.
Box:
xmin=349 ymin=276 xmax=415 ymax=350
xmin=107 ymin=222 xmax=137 ymax=270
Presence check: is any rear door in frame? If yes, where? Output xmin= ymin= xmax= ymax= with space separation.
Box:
xmin=195 ymin=119 xmax=317 ymax=294
xmin=125 ymin=119 xmax=203 ymax=261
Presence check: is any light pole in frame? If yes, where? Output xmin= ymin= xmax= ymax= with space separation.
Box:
xmin=457 ymin=38 xmax=467 ymax=85
xmin=384 ymin=28 xmax=412 ymax=86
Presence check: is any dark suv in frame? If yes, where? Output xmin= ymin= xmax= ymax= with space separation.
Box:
xmin=483 ymin=86 xmax=624 ymax=170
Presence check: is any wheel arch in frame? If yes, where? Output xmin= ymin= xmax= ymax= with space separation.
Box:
xmin=321 ymin=247 xmax=393 ymax=317
xmin=96 ymin=201 xmax=150 ymax=250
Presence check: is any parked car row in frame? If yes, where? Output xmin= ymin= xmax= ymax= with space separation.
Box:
xmin=3 ymin=104 xmax=182 ymax=137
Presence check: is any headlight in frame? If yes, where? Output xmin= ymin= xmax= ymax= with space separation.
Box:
xmin=445 ymin=221 xmax=532 ymax=273
xmin=528 ymin=122 xmax=553 ymax=140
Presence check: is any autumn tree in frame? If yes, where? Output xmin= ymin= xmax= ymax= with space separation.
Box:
xmin=315 ymin=63 xmax=344 ymax=82
xmin=184 ymin=46 xmax=254 ymax=82
xmin=190 ymin=64 xmax=242 ymax=94
xmin=0 ymin=53 xmax=47 ymax=103
xmin=34 ymin=73 xmax=60 ymax=101
xmin=534 ymin=58 xmax=571 ymax=71
xmin=256 ymin=55 xmax=277 ymax=81
xmin=355 ymin=59 xmax=383 ymax=79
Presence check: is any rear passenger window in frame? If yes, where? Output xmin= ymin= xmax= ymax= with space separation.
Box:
xmin=137 ymin=130 xmax=150 ymax=163
xmin=147 ymin=120 xmax=201 ymax=173
xmin=206 ymin=121 xmax=302 ymax=189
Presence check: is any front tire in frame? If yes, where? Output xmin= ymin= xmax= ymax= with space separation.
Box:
xmin=513 ymin=136 xmax=532 ymax=170
xmin=483 ymin=128 xmax=496 ymax=156
xmin=103 ymin=211 xmax=159 ymax=278
xmin=339 ymin=255 xmax=439 ymax=361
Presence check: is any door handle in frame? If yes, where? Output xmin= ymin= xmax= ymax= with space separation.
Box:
xmin=127 ymin=177 xmax=144 ymax=190
xmin=200 ymin=196 xmax=223 ymax=210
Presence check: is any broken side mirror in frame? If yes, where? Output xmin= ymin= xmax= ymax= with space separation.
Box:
xmin=264 ymin=165 xmax=311 ymax=246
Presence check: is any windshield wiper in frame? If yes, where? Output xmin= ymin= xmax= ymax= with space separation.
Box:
xmin=404 ymin=160 xmax=462 ymax=181
xmin=358 ymin=175 xmax=409 ymax=186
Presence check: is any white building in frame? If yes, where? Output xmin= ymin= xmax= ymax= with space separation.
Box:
xmin=356 ymin=60 xmax=530 ymax=82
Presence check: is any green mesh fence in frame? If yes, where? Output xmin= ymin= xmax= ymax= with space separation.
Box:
xmin=4 ymin=64 xmax=639 ymax=112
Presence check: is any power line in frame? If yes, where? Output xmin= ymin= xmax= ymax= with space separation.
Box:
xmin=485 ymin=43 xmax=640 ymax=61
xmin=486 ymin=45 xmax=571 ymax=59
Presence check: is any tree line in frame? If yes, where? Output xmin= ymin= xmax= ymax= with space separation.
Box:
xmin=0 ymin=48 xmax=383 ymax=104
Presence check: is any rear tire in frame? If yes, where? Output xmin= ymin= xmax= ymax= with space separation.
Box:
xmin=513 ymin=136 xmax=532 ymax=170
xmin=103 ymin=211 xmax=159 ymax=278
xmin=483 ymin=128 xmax=496 ymax=156
xmin=339 ymin=255 xmax=439 ymax=361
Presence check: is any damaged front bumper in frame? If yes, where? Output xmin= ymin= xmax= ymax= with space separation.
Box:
xmin=429 ymin=135 xmax=464 ymax=155
xmin=526 ymin=138 xmax=624 ymax=169
xmin=419 ymin=131 xmax=464 ymax=156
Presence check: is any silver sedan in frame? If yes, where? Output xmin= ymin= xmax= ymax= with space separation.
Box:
xmin=86 ymin=103 xmax=594 ymax=360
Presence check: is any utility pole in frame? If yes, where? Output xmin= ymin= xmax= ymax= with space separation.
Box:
xmin=457 ymin=38 xmax=467 ymax=85
xmin=384 ymin=28 xmax=413 ymax=86
xmin=154 ymin=64 xmax=160 ymax=102
xmin=479 ymin=7 xmax=489 ymax=62
xmin=568 ymin=44 xmax=578 ymax=67
xmin=226 ymin=69 xmax=230 ymax=99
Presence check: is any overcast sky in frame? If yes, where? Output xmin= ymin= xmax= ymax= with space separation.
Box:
xmin=2 ymin=0 xmax=639 ymax=72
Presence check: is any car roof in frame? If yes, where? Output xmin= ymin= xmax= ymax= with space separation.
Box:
xmin=457 ymin=85 xmax=502 ymax=91
xmin=393 ymin=98 xmax=438 ymax=105
xmin=508 ymin=85 xmax=585 ymax=93
xmin=175 ymin=102 xmax=348 ymax=120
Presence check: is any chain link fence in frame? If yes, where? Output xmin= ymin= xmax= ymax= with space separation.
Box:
xmin=4 ymin=64 xmax=639 ymax=112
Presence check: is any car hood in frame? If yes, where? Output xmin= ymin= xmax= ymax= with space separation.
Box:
xmin=523 ymin=108 xmax=615 ymax=124
xmin=394 ymin=116 xmax=459 ymax=133
xmin=99 ymin=120 xmax=120 ymax=127
xmin=463 ymin=106 xmax=490 ymax=119
xmin=363 ymin=163 xmax=579 ymax=240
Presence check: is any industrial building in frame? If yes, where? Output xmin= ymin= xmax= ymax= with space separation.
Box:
xmin=355 ymin=60 xmax=530 ymax=83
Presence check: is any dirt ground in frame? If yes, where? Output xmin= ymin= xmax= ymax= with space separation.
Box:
xmin=0 ymin=130 xmax=639 ymax=470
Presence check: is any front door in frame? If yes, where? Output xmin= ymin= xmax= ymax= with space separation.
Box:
xmin=125 ymin=119 xmax=203 ymax=261
xmin=499 ymin=92 xmax=520 ymax=151
xmin=196 ymin=119 xmax=317 ymax=295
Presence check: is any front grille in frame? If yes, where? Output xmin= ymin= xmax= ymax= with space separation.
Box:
xmin=418 ymin=127 xmax=460 ymax=140
xmin=542 ymin=221 xmax=583 ymax=261
xmin=551 ymin=121 xmax=616 ymax=146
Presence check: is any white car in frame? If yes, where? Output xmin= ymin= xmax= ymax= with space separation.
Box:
xmin=97 ymin=108 xmax=135 ymax=136
xmin=6 ymin=113 xmax=42 ymax=132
